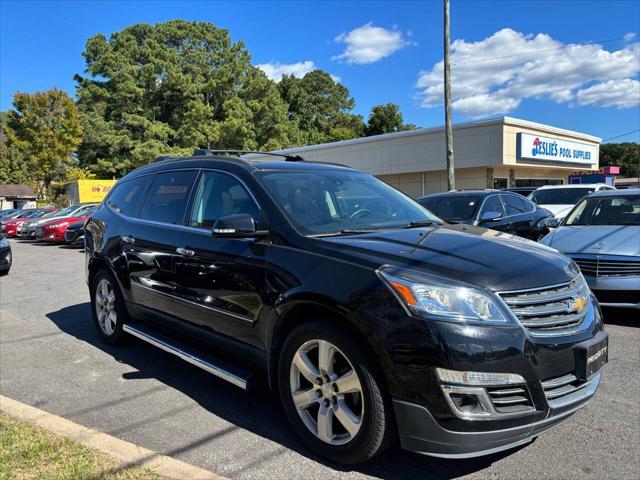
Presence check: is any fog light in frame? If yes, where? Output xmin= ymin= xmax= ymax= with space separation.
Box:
xmin=436 ymin=368 xmax=528 ymax=420
xmin=436 ymin=368 xmax=525 ymax=386
xmin=449 ymin=392 xmax=486 ymax=417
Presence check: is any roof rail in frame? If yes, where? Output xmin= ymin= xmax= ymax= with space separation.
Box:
xmin=153 ymin=149 xmax=305 ymax=163
xmin=193 ymin=149 xmax=305 ymax=162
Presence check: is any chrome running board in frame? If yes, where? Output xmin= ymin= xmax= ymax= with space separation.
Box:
xmin=123 ymin=324 xmax=253 ymax=390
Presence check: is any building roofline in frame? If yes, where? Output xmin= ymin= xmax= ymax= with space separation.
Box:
xmin=243 ymin=116 xmax=601 ymax=159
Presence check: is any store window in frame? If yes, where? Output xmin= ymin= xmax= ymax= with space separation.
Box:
xmin=515 ymin=179 xmax=563 ymax=187
xmin=493 ymin=178 xmax=508 ymax=189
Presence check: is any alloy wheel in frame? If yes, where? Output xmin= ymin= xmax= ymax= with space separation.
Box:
xmin=290 ymin=339 xmax=364 ymax=445
xmin=95 ymin=278 xmax=117 ymax=336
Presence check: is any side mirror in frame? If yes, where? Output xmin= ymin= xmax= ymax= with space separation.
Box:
xmin=212 ymin=214 xmax=268 ymax=238
xmin=546 ymin=217 xmax=560 ymax=228
xmin=478 ymin=211 xmax=502 ymax=223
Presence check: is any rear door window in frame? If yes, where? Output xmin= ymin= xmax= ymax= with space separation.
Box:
xmin=139 ymin=171 xmax=196 ymax=224
xmin=107 ymin=175 xmax=151 ymax=217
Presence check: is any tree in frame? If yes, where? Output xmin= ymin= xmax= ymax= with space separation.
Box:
xmin=2 ymin=89 xmax=82 ymax=195
xmin=75 ymin=20 xmax=299 ymax=177
xmin=279 ymin=70 xmax=365 ymax=144
xmin=600 ymin=142 xmax=640 ymax=178
xmin=365 ymin=103 xmax=415 ymax=136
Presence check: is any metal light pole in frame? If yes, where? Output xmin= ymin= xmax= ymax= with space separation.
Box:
xmin=444 ymin=0 xmax=455 ymax=190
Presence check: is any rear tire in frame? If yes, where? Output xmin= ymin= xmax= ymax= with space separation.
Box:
xmin=90 ymin=269 xmax=127 ymax=344
xmin=277 ymin=320 xmax=393 ymax=464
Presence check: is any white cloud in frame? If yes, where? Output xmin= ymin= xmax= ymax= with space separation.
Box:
xmin=577 ymin=79 xmax=640 ymax=108
xmin=624 ymin=32 xmax=637 ymax=42
xmin=416 ymin=28 xmax=640 ymax=117
xmin=256 ymin=61 xmax=341 ymax=83
xmin=257 ymin=61 xmax=317 ymax=81
xmin=333 ymin=22 xmax=413 ymax=64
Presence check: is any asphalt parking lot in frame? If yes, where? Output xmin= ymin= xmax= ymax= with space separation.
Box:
xmin=1 ymin=238 xmax=639 ymax=479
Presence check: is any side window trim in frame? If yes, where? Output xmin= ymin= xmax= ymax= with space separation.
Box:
xmin=185 ymin=168 xmax=262 ymax=231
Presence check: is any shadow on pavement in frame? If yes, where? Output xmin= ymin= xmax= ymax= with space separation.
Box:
xmin=602 ymin=307 xmax=639 ymax=328
xmin=47 ymin=302 xmax=520 ymax=479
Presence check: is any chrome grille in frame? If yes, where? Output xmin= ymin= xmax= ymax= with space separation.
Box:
xmin=486 ymin=385 xmax=533 ymax=414
xmin=541 ymin=372 xmax=601 ymax=409
xmin=572 ymin=255 xmax=640 ymax=277
xmin=498 ymin=277 xmax=589 ymax=337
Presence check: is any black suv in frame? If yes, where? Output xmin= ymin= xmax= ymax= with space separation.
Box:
xmin=417 ymin=190 xmax=553 ymax=240
xmin=85 ymin=151 xmax=607 ymax=464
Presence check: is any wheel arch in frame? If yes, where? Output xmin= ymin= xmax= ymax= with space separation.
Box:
xmin=266 ymin=298 xmax=392 ymax=396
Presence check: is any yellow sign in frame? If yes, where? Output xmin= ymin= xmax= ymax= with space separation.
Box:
xmin=76 ymin=179 xmax=117 ymax=203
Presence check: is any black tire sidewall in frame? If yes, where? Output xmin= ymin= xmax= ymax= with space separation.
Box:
xmin=277 ymin=321 xmax=391 ymax=464
xmin=90 ymin=269 xmax=126 ymax=344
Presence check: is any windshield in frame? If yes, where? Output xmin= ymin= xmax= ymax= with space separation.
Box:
xmin=256 ymin=170 xmax=440 ymax=235
xmin=529 ymin=188 xmax=595 ymax=205
xmin=53 ymin=205 xmax=80 ymax=217
xmin=565 ymin=194 xmax=640 ymax=226
xmin=418 ymin=196 xmax=480 ymax=221
xmin=22 ymin=210 xmax=43 ymax=218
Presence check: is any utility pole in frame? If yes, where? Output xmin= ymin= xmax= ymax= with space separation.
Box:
xmin=444 ymin=0 xmax=455 ymax=190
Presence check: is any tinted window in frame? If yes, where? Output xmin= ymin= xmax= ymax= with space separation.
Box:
xmin=419 ymin=196 xmax=480 ymax=221
xmin=529 ymin=188 xmax=595 ymax=205
xmin=107 ymin=176 xmax=151 ymax=217
xmin=189 ymin=172 xmax=260 ymax=229
xmin=501 ymin=194 xmax=530 ymax=215
xmin=479 ymin=195 xmax=505 ymax=218
xmin=140 ymin=171 xmax=195 ymax=224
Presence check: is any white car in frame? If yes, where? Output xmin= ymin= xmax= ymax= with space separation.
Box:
xmin=528 ymin=184 xmax=615 ymax=221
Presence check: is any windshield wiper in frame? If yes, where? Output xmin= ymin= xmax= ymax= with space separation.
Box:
xmin=311 ymin=228 xmax=380 ymax=238
xmin=402 ymin=220 xmax=443 ymax=229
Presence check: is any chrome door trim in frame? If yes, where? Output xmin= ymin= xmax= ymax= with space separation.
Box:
xmin=131 ymin=281 xmax=256 ymax=324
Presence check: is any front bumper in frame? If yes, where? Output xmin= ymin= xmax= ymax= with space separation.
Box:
xmin=373 ymin=284 xmax=606 ymax=458
xmin=394 ymin=372 xmax=601 ymax=458
xmin=584 ymin=274 xmax=640 ymax=309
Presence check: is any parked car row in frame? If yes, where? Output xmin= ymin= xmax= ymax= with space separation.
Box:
xmin=0 ymin=203 xmax=98 ymax=245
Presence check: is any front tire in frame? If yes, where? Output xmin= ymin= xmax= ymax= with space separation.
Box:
xmin=90 ymin=269 xmax=126 ymax=344
xmin=278 ymin=320 xmax=393 ymax=464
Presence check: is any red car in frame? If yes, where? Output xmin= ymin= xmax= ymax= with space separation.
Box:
xmin=38 ymin=208 xmax=97 ymax=243
xmin=1 ymin=208 xmax=57 ymax=237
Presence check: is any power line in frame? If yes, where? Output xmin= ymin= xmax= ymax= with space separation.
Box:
xmin=452 ymin=36 xmax=630 ymax=66
xmin=602 ymin=129 xmax=640 ymax=142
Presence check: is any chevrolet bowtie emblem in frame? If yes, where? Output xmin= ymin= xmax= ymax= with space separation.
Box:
xmin=568 ymin=296 xmax=588 ymax=314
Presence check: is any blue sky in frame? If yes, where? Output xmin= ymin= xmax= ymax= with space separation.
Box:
xmin=1 ymin=0 xmax=639 ymax=142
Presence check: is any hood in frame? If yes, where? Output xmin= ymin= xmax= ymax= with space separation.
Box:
xmin=321 ymin=224 xmax=576 ymax=292
xmin=539 ymin=204 xmax=574 ymax=219
xmin=542 ymin=225 xmax=640 ymax=257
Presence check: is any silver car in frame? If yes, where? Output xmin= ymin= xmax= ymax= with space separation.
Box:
xmin=540 ymin=189 xmax=640 ymax=309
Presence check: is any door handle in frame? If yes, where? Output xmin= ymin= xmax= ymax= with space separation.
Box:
xmin=176 ymin=247 xmax=195 ymax=257
xmin=121 ymin=235 xmax=135 ymax=245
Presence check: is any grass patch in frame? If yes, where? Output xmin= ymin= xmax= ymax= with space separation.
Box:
xmin=0 ymin=413 xmax=161 ymax=480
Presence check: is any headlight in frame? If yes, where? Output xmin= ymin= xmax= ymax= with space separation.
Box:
xmin=0 ymin=236 xmax=8 ymax=247
xmin=377 ymin=266 xmax=509 ymax=324
xmin=48 ymin=222 xmax=68 ymax=229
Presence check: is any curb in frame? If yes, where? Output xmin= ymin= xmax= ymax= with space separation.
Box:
xmin=0 ymin=395 xmax=226 ymax=480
